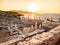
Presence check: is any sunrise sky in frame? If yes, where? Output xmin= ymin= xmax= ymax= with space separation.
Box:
xmin=0 ymin=0 xmax=60 ymax=14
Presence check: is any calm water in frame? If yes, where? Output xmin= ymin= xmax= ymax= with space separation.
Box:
xmin=24 ymin=14 xmax=60 ymax=21
xmin=38 ymin=14 xmax=60 ymax=21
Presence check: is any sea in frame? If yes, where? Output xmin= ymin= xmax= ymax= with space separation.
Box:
xmin=38 ymin=14 xmax=60 ymax=21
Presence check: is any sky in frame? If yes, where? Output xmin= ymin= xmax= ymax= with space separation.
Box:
xmin=0 ymin=0 xmax=60 ymax=14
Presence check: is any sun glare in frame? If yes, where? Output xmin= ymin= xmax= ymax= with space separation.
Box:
xmin=28 ymin=3 xmax=38 ymax=12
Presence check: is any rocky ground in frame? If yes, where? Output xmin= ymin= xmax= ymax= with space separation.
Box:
xmin=0 ymin=26 xmax=60 ymax=45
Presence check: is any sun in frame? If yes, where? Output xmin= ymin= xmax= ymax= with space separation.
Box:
xmin=28 ymin=3 xmax=38 ymax=12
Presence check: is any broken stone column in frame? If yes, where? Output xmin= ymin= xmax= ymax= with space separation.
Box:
xmin=8 ymin=26 xmax=14 ymax=34
xmin=39 ymin=24 xmax=42 ymax=29
xmin=8 ymin=23 xmax=18 ymax=35
xmin=35 ymin=22 xmax=37 ymax=30
xmin=30 ymin=25 xmax=34 ymax=31
xmin=15 ymin=24 xmax=18 ymax=30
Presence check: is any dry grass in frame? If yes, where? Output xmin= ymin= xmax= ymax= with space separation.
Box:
xmin=0 ymin=29 xmax=10 ymax=43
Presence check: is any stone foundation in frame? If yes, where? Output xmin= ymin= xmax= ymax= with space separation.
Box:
xmin=0 ymin=26 xmax=60 ymax=45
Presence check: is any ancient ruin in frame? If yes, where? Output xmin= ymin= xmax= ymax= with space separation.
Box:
xmin=0 ymin=11 xmax=60 ymax=45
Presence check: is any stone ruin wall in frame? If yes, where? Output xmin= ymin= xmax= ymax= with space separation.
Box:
xmin=0 ymin=25 xmax=60 ymax=45
xmin=17 ymin=26 xmax=60 ymax=45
